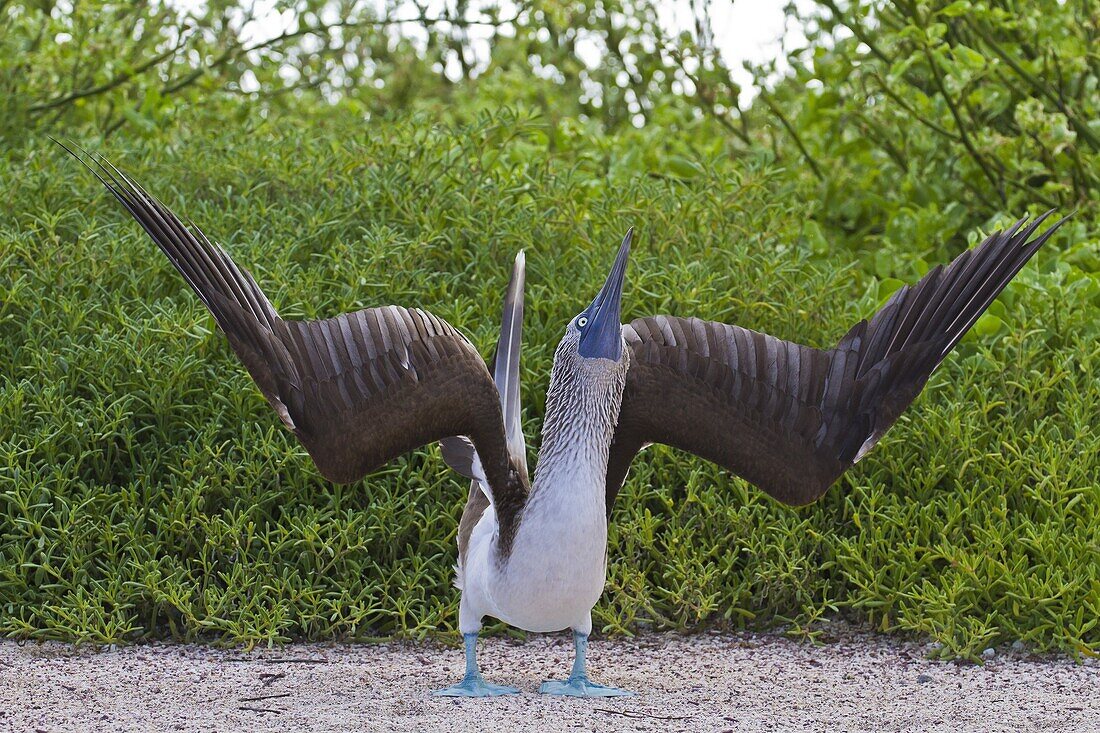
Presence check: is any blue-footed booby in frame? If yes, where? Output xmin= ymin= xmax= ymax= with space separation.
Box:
xmin=63 ymin=143 xmax=1065 ymax=697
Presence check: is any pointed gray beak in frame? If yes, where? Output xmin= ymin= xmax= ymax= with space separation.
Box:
xmin=578 ymin=227 xmax=632 ymax=360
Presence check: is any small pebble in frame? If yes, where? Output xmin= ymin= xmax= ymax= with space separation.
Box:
xmin=1011 ymin=640 xmax=1026 ymax=652
xmin=917 ymin=674 xmax=933 ymax=684
xmin=982 ymin=648 xmax=996 ymax=660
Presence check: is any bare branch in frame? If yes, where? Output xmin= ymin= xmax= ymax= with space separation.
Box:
xmin=757 ymin=90 xmax=826 ymax=181
xmin=869 ymin=71 xmax=961 ymax=142
xmin=922 ymin=43 xmax=1004 ymax=204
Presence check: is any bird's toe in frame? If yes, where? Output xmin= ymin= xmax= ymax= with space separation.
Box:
xmin=432 ymin=674 xmax=520 ymax=697
xmin=539 ymin=676 xmax=634 ymax=697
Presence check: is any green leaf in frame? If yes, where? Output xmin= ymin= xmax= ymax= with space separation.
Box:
xmin=940 ymin=1 xmax=972 ymax=18
xmin=665 ymin=155 xmax=703 ymax=179
xmin=877 ymin=277 xmax=906 ymax=305
xmin=973 ymin=312 xmax=1004 ymax=337
xmin=801 ymin=219 xmax=830 ymax=255
xmin=954 ymin=45 xmax=986 ymax=69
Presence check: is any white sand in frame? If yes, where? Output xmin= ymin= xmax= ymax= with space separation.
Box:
xmin=2 ymin=628 xmax=1097 ymax=732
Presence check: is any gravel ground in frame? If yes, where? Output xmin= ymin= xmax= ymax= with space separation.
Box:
xmin=2 ymin=627 xmax=1097 ymax=733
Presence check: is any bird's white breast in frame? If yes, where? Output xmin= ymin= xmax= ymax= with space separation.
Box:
xmin=463 ymin=457 xmax=609 ymax=633
xmin=458 ymin=337 xmax=629 ymax=635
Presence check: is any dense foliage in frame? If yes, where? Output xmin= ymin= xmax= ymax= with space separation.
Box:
xmin=1 ymin=1 xmax=1096 ymax=657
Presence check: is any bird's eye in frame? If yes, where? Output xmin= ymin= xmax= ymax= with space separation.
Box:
xmin=577 ymin=316 xmax=588 ymax=329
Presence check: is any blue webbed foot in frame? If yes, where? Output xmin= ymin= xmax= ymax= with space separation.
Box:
xmin=433 ymin=673 xmax=520 ymax=697
xmin=542 ymin=629 xmax=634 ymax=697
xmin=434 ymin=631 xmax=519 ymax=697
xmin=539 ymin=675 xmax=634 ymax=697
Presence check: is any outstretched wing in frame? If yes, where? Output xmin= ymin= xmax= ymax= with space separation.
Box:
xmin=66 ymin=145 xmax=527 ymax=525
xmin=607 ymin=213 xmax=1066 ymax=511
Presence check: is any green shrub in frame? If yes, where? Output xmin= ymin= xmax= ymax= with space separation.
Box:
xmin=746 ymin=0 xmax=1099 ymax=259
xmin=1 ymin=110 xmax=1095 ymax=657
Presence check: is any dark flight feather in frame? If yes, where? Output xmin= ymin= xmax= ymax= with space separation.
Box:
xmin=63 ymin=144 xmax=528 ymax=541
xmin=607 ymin=213 xmax=1066 ymax=512
xmin=442 ymin=251 xmax=527 ymax=565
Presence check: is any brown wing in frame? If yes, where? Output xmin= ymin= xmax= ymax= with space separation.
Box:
xmin=69 ymin=146 xmax=527 ymax=528
xmin=607 ymin=213 xmax=1066 ymax=512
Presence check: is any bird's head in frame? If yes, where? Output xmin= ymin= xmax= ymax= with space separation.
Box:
xmin=552 ymin=228 xmax=632 ymax=386
xmin=538 ymin=228 xmax=633 ymax=461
